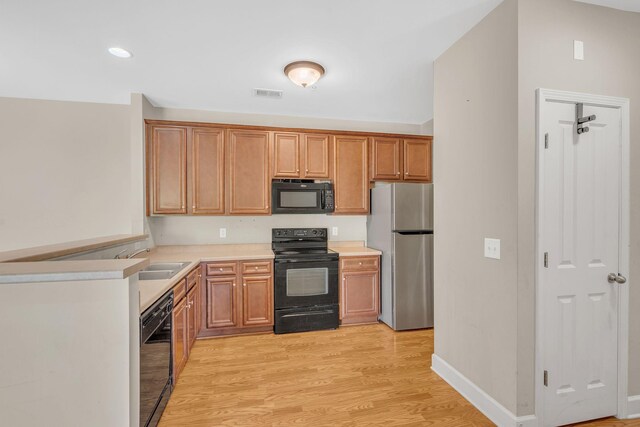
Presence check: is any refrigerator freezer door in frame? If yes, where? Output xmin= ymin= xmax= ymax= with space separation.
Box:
xmin=392 ymin=183 xmax=433 ymax=231
xmin=392 ymin=232 xmax=433 ymax=330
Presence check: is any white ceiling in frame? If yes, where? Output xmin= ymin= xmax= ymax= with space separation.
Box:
xmin=574 ymin=0 xmax=640 ymax=12
xmin=0 ymin=0 xmax=504 ymax=124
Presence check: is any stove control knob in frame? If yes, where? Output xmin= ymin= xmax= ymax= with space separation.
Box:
xmin=312 ymin=230 xmax=318 ymax=235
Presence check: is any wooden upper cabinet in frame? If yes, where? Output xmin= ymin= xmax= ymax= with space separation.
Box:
xmin=333 ymin=135 xmax=369 ymax=214
xmin=228 ymin=129 xmax=271 ymax=214
xmin=302 ymin=134 xmax=331 ymax=178
xmin=272 ymin=132 xmax=300 ymax=177
xmin=149 ymin=126 xmax=187 ymax=214
xmin=403 ymin=138 xmax=432 ymax=182
xmin=191 ymin=128 xmax=225 ymax=214
xmin=370 ymin=137 xmax=402 ymax=181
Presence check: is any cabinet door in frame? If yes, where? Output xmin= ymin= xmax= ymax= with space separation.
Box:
xmin=228 ymin=130 xmax=271 ymax=214
xmin=241 ymin=274 xmax=273 ymax=327
xmin=272 ymin=132 xmax=300 ymax=178
xmin=403 ymin=138 xmax=432 ymax=182
xmin=333 ymin=136 xmax=369 ymax=214
xmin=340 ymin=270 xmax=380 ymax=324
xmin=302 ymin=134 xmax=330 ymax=178
xmin=186 ymin=286 xmax=198 ymax=351
xmin=205 ymin=276 xmax=238 ymax=329
xmin=150 ymin=126 xmax=187 ymax=214
xmin=172 ymin=298 xmax=188 ymax=381
xmin=371 ymin=137 xmax=402 ymax=181
xmin=191 ymin=127 xmax=225 ymax=214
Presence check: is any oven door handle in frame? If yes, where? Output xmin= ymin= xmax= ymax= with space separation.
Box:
xmin=281 ymin=310 xmax=334 ymax=318
xmin=275 ymin=257 xmax=337 ymax=264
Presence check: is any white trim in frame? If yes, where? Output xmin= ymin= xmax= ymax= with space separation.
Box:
xmin=432 ymin=354 xmax=537 ymax=427
xmin=535 ymin=88 xmax=631 ymax=425
xmin=627 ymin=396 xmax=640 ymax=419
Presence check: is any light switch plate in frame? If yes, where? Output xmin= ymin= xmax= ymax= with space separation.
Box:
xmin=484 ymin=238 xmax=501 ymax=260
xmin=332 ymin=227 xmax=339 ymax=236
xmin=574 ymin=40 xmax=584 ymax=60
xmin=219 ymin=228 xmax=227 ymax=238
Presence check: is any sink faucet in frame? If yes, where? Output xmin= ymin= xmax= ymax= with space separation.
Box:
xmin=126 ymin=248 xmax=151 ymax=259
xmin=114 ymin=248 xmax=150 ymax=259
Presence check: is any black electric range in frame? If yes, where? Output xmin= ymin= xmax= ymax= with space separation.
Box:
xmin=272 ymin=228 xmax=339 ymax=334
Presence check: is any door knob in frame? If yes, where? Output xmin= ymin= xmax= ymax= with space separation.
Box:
xmin=608 ymin=273 xmax=627 ymax=284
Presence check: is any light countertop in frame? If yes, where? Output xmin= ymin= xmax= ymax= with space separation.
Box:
xmin=138 ymin=242 xmax=380 ymax=313
xmin=0 ymin=258 xmax=149 ymax=284
xmin=0 ymin=234 xmax=148 ymax=263
xmin=138 ymin=244 xmax=274 ymax=313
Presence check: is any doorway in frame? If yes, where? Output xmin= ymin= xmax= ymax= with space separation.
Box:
xmin=535 ymin=89 xmax=630 ymax=426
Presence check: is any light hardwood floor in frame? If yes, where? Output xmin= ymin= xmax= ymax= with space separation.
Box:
xmin=160 ymin=324 xmax=639 ymax=426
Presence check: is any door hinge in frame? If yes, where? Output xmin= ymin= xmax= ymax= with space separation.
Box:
xmin=544 ymin=370 xmax=548 ymax=387
xmin=543 ymin=252 xmax=549 ymax=268
xmin=544 ymin=133 xmax=549 ymax=149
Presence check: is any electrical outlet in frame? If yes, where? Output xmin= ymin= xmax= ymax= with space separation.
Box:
xmin=219 ymin=228 xmax=227 ymax=238
xmin=332 ymin=227 xmax=338 ymax=236
xmin=484 ymin=238 xmax=501 ymax=260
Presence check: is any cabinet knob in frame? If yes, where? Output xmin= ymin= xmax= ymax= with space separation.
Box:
xmin=254 ymin=266 xmax=258 ymax=270
xmin=305 ymin=169 xmax=309 ymax=173
xmin=233 ymin=283 xmax=236 ymax=287
xmin=182 ymin=205 xmax=185 ymax=209
xmin=296 ymin=169 xmax=300 ymax=172
xmin=243 ymin=283 xmax=246 ymax=287
xmin=219 ymin=268 xmax=223 ymax=271
xmin=359 ymin=262 xmax=362 ymax=265
xmin=405 ymin=172 xmax=408 ymax=175
xmin=192 ymin=205 xmax=196 ymax=209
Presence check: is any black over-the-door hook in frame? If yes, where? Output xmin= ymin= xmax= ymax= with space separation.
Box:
xmin=576 ymin=103 xmax=596 ymax=135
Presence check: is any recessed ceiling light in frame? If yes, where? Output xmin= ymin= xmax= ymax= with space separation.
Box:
xmin=284 ymin=61 xmax=325 ymax=88
xmin=108 ymin=47 xmax=132 ymax=58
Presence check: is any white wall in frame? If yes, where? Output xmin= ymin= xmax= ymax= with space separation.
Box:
xmin=433 ymin=0 xmax=519 ymax=415
xmin=0 ymin=97 xmax=132 ymax=251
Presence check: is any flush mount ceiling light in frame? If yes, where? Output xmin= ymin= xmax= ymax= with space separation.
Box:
xmin=108 ymin=47 xmax=132 ymax=58
xmin=284 ymin=61 xmax=325 ymax=88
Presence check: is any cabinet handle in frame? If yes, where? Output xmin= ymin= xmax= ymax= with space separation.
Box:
xmin=192 ymin=205 xmax=196 ymax=209
xmin=359 ymin=262 xmax=362 ymax=265
xmin=233 ymin=283 xmax=236 ymax=287
xmin=219 ymin=268 xmax=223 ymax=271
xmin=254 ymin=266 xmax=259 ymax=270
xmin=243 ymin=283 xmax=246 ymax=287
xmin=296 ymin=169 xmax=300 ymax=172
xmin=405 ymin=172 xmax=409 ymax=175
xmin=182 ymin=205 xmax=185 ymax=209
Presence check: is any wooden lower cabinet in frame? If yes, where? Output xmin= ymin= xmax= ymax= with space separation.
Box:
xmin=242 ymin=274 xmax=273 ymax=327
xmin=339 ymin=256 xmax=380 ymax=325
xmin=200 ymin=259 xmax=274 ymax=337
xmin=171 ymin=267 xmax=201 ymax=382
xmin=204 ymin=276 xmax=238 ymax=329
xmin=172 ymin=297 xmax=188 ymax=380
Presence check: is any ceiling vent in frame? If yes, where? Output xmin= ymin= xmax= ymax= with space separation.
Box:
xmin=254 ymin=88 xmax=283 ymax=99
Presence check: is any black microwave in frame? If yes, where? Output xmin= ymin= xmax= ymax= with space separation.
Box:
xmin=271 ymin=180 xmax=334 ymax=214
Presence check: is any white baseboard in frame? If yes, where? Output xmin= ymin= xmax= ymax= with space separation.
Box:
xmin=626 ymin=395 xmax=640 ymax=419
xmin=431 ymin=354 xmax=537 ymax=427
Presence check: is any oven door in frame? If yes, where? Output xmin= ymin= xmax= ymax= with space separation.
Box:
xmin=274 ymin=258 xmax=338 ymax=309
xmin=271 ymin=183 xmax=328 ymax=214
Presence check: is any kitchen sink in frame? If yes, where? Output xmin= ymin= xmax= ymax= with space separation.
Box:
xmin=138 ymin=262 xmax=190 ymax=281
xmin=143 ymin=262 xmax=190 ymax=272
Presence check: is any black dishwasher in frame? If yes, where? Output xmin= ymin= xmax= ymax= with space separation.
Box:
xmin=140 ymin=290 xmax=173 ymax=427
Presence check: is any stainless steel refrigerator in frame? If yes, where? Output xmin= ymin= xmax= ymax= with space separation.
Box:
xmin=367 ymin=183 xmax=433 ymax=330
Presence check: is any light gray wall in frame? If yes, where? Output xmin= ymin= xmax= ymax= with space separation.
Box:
xmin=433 ymin=0 xmax=519 ymax=414
xmin=0 ymin=97 xmax=132 ymax=251
xmin=144 ymin=103 xmax=428 ymax=135
xmin=517 ymin=0 xmax=640 ymax=409
xmin=148 ymin=215 xmax=366 ymax=245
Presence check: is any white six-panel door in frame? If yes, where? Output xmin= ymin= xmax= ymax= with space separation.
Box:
xmin=540 ymin=98 xmax=622 ymax=426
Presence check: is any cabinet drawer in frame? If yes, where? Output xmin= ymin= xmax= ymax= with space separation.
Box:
xmin=240 ymin=260 xmax=272 ymax=275
xmin=173 ymin=278 xmax=187 ymax=303
xmin=340 ymin=256 xmax=379 ymax=272
xmin=186 ymin=266 xmax=199 ymax=291
xmin=206 ymin=262 xmax=237 ymax=276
